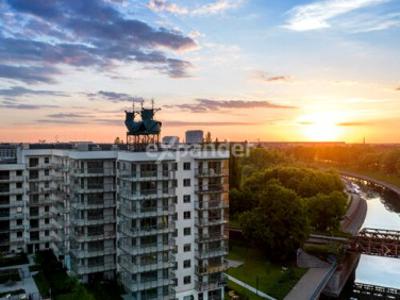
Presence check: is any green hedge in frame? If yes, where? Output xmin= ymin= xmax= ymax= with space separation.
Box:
xmin=0 ymin=269 xmax=21 ymax=283
xmin=0 ymin=253 xmax=28 ymax=267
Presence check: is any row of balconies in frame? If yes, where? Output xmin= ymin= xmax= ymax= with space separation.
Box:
xmin=0 ymin=175 xmax=24 ymax=183
xmin=70 ymin=167 xmax=115 ymax=177
xmin=195 ymin=168 xmax=228 ymax=178
xmin=0 ymin=188 xmax=24 ymax=196
xmin=195 ymin=184 xmax=227 ymax=194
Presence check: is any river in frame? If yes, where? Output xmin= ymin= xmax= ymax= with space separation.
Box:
xmin=343 ymin=178 xmax=400 ymax=298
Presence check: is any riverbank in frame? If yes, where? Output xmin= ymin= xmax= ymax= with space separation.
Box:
xmin=341 ymin=170 xmax=400 ymax=196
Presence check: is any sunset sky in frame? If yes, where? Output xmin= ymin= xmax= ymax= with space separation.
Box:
xmin=0 ymin=0 xmax=399 ymax=143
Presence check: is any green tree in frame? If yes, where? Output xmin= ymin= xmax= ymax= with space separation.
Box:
xmin=304 ymin=191 xmax=347 ymax=232
xmin=239 ymin=183 xmax=309 ymax=261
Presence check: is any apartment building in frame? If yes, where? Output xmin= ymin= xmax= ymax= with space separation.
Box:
xmin=0 ymin=143 xmax=229 ymax=300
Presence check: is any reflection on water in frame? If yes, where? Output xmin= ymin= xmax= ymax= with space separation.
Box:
xmin=347 ymin=178 xmax=400 ymax=296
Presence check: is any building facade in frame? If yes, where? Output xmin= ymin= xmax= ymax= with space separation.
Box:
xmin=0 ymin=143 xmax=229 ymax=300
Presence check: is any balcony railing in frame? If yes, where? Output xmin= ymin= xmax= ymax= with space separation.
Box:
xmin=119 ymin=222 xmax=175 ymax=237
xmin=70 ymin=215 xmax=116 ymax=226
xmin=118 ymin=240 xmax=176 ymax=255
xmin=195 ymin=217 xmax=228 ymax=227
xmin=195 ymin=246 xmax=228 ymax=259
xmin=120 ymin=273 xmax=176 ymax=293
xmin=71 ymin=167 xmax=115 ymax=177
xmin=196 ymin=261 xmax=228 ymax=275
xmin=70 ymin=231 xmax=116 ymax=242
xmin=70 ymin=247 xmax=116 ymax=259
xmin=194 ymin=200 xmax=229 ymax=211
xmin=119 ymin=256 xmax=175 ymax=274
xmin=195 ymin=233 xmax=228 ymax=243
xmin=195 ymin=184 xmax=227 ymax=194
xmin=119 ymin=205 xmax=175 ymax=219
xmin=195 ymin=279 xmax=227 ymax=292
xmin=195 ymin=168 xmax=228 ymax=178
xmin=71 ymin=262 xmax=116 ymax=275
xmin=119 ymin=170 xmax=176 ymax=181
xmin=119 ymin=188 xmax=176 ymax=200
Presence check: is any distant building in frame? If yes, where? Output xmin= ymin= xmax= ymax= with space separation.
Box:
xmin=162 ymin=135 xmax=180 ymax=146
xmin=185 ymin=130 xmax=204 ymax=144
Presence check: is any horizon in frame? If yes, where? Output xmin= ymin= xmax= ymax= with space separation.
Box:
xmin=0 ymin=0 xmax=399 ymax=143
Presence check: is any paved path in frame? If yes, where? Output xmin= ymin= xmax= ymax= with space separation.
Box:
xmin=284 ymin=266 xmax=335 ymax=300
xmin=225 ymin=274 xmax=277 ymax=300
xmin=341 ymin=171 xmax=400 ymax=195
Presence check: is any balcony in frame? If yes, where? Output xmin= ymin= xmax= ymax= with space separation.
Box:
xmin=70 ymin=231 xmax=116 ymax=242
xmin=119 ymin=188 xmax=176 ymax=201
xmin=195 ymin=184 xmax=227 ymax=194
xmin=195 ymin=279 xmax=227 ymax=292
xmin=118 ymin=240 xmax=176 ymax=255
xmin=71 ymin=215 xmax=116 ymax=226
xmin=71 ymin=200 xmax=116 ymax=210
xmin=196 ymin=261 xmax=228 ymax=275
xmin=119 ymin=222 xmax=175 ymax=237
xmin=70 ymin=247 xmax=116 ymax=259
xmin=120 ymin=273 xmax=176 ymax=293
xmin=72 ymin=263 xmax=116 ymax=275
xmin=119 ymin=170 xmax=176 ymax=181
xmin=119 ymin=256 xmax=175 ymax=274
xmin=72 ymin=167 xmax=115 ymax=177
xmin=195 ymin=233 xmax=228 ymax=243
xmin=195 ymin=168 xmax=228 ymax=178
xmin=195 ymin=246 xmax=228 ymax=259
xmin=194 ymin=200 xmax=228 ymax=211
xmin=118 ymin=205 xmax=175 ymax=219
xmin=195 ymin=217 xmax=227 ymax=227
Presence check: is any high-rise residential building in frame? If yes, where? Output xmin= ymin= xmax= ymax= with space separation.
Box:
xmin=0 ymin=142 xmax=229 ymax=300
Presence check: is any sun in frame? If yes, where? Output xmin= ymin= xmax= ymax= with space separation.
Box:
xmin=299 ymin=112 xmax=343 ymax=141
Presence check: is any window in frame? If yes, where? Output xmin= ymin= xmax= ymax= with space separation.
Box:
xmin=183 ymin=244 xmax=191 ymax=252
xmin=16 ymin=170 xmax=22 ymax=177
xmin=183 ymin=195 xmax=191 ymax=203
xmin=183 ymin=179 xmax=191 ymax=187
xmin=45 ymin=230 xmax=49 ymax=236
xmin=44 ymin=157 xmax=49 ymax=164
xmin=183 ymin=276 xmax=191 ymax=285
xmin=17 ymin=232 xmax=22 ymax=238
xmin=183 ymin=162 xmax=191 ymax=170
xmin=17 ymin=219 xmax=22 ymax=225
xmin=44 ymin=169 xmax=49 ymax=176
xmin=183 ymin=227 xmax=191 ymax=236
xmin=183 ymin=259 xmax=191 ymax=268
xmin=183 ymin=211 xmax=191 ymax=220
xmin=16 ymin=182 xmax=22 ymax=188
xmin=16 ymin=195 xmax=22 ymax=201
xmin=45 ymin=206 xmax=49 ymax=212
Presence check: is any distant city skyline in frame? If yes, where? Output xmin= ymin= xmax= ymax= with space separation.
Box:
xmin=0 ymin=0 xmax=399 ymax=143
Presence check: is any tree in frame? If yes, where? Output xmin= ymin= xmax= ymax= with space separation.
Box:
xmin=114 ymin=136 xmax=122 ymax=144
xmin=304 ymin=191 xmax=347 ymax=232
xmin=239 ymin=183 xmax=309 ymax=261
xmin=204 ymin=132 xmax=212 ymax=143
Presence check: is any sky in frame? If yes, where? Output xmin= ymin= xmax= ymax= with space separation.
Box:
xmin=0 ymin=0 xmax=399 ymax=143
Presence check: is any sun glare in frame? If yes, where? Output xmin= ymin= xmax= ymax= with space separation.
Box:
xmin=299 ymin=112 xmax=343 ymax=141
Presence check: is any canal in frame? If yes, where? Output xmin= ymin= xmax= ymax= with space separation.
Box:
xmin=341 ymin=178 xmax=400 ymax=298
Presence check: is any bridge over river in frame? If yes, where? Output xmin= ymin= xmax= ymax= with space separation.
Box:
xmin=309 ymin=227 xmax=400 ymax=258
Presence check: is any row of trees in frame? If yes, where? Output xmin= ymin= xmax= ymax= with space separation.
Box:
xmin=230 ymin=148 xmax=347 ymax=261
xmin=284 ymin=144 xmax=400 ymax=176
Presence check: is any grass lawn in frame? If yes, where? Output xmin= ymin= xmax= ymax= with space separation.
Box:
xmin=227 ymin=244 xmax=307 ymax=300
xmin=225 ymin=280 xmax=265 ymax=300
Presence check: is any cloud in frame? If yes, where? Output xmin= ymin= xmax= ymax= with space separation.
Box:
xmin=0 ymin=65 xmax=59 ymax=84
xmin=342 ymin=12 xmax=400 ymax=32
xmin=164 ymin=98 xmax=296 ymax=112
xmin=0 ymin=103 xmax=58 ymax=110
xmin=87 ymin=91 xmax=145 ymax=103
xmin=148 ymin=0 xmax=243 ymax=15
xmin=284 ymin=0 xmax=389 ymax=31
xmin=165 ymin=120 xmax=260 ymax=126
xmin=36 ymin=119 xmax=84 ymax=124
xmin=1 ymin=0 xmax=196 ymax=81
xmin=396 ymin=86 xmax=400 ymax=91
xmin=47 ymin=113 xmax=86 ymax=119
xmin=252 ymin=71 xmax=291 ymax=83
xmin=0 ymin=86 xmax=67 ymax=97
